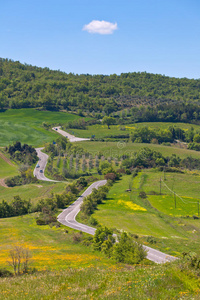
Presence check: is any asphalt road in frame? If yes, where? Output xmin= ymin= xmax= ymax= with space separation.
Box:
xmin=57 ymin=180 xmax=178 ymax=264
xmin=33 ymin=133 xmax=177 ymax=263
xmin=57 ymin=180 xmax=107 ymax=235
xmin=52 ymin=126 xmax=90 ymax=142
xmin=33 ymin=148 xmax=59 ymax=182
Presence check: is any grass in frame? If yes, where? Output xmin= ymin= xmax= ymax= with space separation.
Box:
xmin=0 ymin=108 xmax=81 ymax=147
xmin=70 ymin=122 xmax=200 ymax=139
xmin=141 ymin=170 xmax=200 ymax=217
xmin=1 ymin=261 xmax=200 ymax=299
xmin=0 ymin=149 xmax=68 ymax=204
xmin=76 ymin=140 xmax=200 ymax=159
xmin=91 ymin=174 xmax=200 ymax=257
xmin=1 ymin=215 xmax=200 ymax=299
xmin=0 ymin=156 xmax=18 ymax=179
xmin=0 ymin=214 xmax=113 ymax=271
xmin=0 ymin=181 xmax=67 ymax=204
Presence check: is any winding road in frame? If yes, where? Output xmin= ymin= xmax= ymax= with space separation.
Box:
xmin=33 ymin=132 xmax=178 ymax=264
xmin=57 ymin=180 xmax=177 ymax=264
xmin=33 ymin=148 xmax=59 ymax=182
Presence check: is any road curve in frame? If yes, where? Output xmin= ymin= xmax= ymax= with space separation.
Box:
xmin=52 ymin=126 xmax=90 ymax=142
xmin=33 ymin=148 xmax=59 ymax=182
xmin=57 ymin=180 xmax=177 ymax=264
xmin=57 ymin=180 xmax=107 ymax=235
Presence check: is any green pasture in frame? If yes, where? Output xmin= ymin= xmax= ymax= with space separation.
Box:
xmin=93 ymin=176 xmax=184 ymax=239
xmin=140 ymin=170 xmax=200 ymax=217
xmin=0 ymin=108 xmax=81 ymax=147
xmin=92 ymin=174 xmax=200 ymax=256
xmin=70 ymin=122 xmax=200 ymax=139
xmin=0 ymin=214 xmax=113 ymax=271
xmin=0 ymin=156 xmax=18 ymax=179
xmin=0 ymin=181 xmax=67 ymax=204
xmin=1 ymin=257 xmax=200 ymax=300
xmin=76 ymin=140 xmax=200 ymax=159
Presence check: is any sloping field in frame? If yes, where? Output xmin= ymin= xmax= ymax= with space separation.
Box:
xmin=0 ymin=152 xmax=18 ymax=179
xmin=76 ymin=141 xmax=200 ymax=159
xmin=71 ymin=122 xmax=200 ymax=139
xmin=0 ymin=108 xmax=81 ymax=147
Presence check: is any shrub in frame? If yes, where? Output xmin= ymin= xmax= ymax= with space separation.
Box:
xmin=139 ymin=191 xmax=147 ymax=198
xmin=112 ymin=232 xmax=146 ymax=264
xmin=147 ymin=236 xmax=157 ymax=244
xmin=0 ymin=268 xmax=13 ymax=277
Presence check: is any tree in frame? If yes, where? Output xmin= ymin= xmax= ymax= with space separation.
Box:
xmin=93 ymin=226 xmax=114 ymax=252
xmin=112 ymin=232 xmax=146 ymax=264
xmin=8 ymin=246 xmax=31 ymax=275
xmin=102 ymin=116 xmax=115 ymax=129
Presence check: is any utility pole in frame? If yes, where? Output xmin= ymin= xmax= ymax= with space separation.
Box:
xmin=174 ymin=192 xmax=176 ymax=209
xmin=163 ymin=166 xmax=166 ymax=181
xmin=160 ymin=177 xmax=161 ymax=195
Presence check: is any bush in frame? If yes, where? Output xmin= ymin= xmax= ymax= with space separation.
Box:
xmin=0 ymin=268 xmax=13 ymax=277
xmin=89 ymin=216 xmax=99 ymax=226
xmin=104 ymin=173 xmax=117 ymax=181
xmin=112 ymin=232 xmax=146 ymax=264
xmin=72 ymin=232 xmax=83 ymax=243
xmin=147 ymin=236 xmax=157 ymax=244
xmin=139 ymin=191 xmax=147 ymax=198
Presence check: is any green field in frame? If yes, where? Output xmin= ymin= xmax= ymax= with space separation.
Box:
xmin=141 ymin=170 xmax=200 ymax=217
xmin=0 ymin=108 xmax=81 ymax=147
xmin=0 ymin=156 xmax=18 ymax=179
xmin=70 ymin=122 xmax=200 ymax=139
xmin=0 ymin=214 xmax=113 ymax=271
xmin=76 ymin=140 xmax=200 ymax=159
xmin=91 ymin=174 xmax=200 ymax=256
xmin=1 ymin=214 xmax=200 ymax=299
xmin=0 ymin=181 xmax=67 ymax=204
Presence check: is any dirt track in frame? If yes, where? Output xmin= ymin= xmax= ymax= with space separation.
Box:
xmin=0 ymin=178 xmax=8 ymax=188
xmin=0 ymin=151 xmax=15 ymax=166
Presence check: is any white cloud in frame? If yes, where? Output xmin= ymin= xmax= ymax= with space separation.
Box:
xmin=83 ymin=20 xmax=118 ymax=35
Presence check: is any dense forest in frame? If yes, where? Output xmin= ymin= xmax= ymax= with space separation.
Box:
xmin=1 ymin=58 xmax=200 ymax=122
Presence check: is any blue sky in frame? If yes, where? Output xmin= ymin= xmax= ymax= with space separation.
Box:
xmin=1 ymin=0 xmax=200 ymax=78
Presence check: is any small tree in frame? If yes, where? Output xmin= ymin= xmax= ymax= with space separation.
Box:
xmin=8 ymin=246 xmax=31 ymax=275
xmin=112 ymin=232 xmax=146 ymax=264
xmin=102 ymin=116 xmax=115 ymax=129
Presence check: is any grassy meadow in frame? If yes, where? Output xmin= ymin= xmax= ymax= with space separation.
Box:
xmin=0 ymin=155 xmax=18 ymax=179
xmin=0 ymin=108 xmax=81 ymax=147
xmin=141 ymin=170 xmax=200 ymax=217
xmin=91 ymin=174 xmax=200 ymax=257
xmin=69 ymin=122 xmax=200 ymax=139
xmin=0 ymin=181 xmax=67 ymax=204
xmin=1 ymin=214 xmax=200 ymax=299
xmin=76 ymin=140 xmax=200 ymax=159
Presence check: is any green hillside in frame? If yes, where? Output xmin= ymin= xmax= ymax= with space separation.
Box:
xmin=1 ymin=58 xmax=200 ymax=124
xmin=0 ymin=108 xmax=81 ymax=146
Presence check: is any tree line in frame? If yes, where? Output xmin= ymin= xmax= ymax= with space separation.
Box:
xmin=121 ymin=147 xmax=200 ymax=171
xmin=1 ymin=58 xmax=200 ymax=120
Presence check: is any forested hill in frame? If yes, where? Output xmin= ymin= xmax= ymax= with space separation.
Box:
xmin=0 ymin=58 xmax=200 ymax=114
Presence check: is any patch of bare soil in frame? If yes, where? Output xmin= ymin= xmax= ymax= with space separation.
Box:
xmin=0 ymin=178 xmax=9 ymax=188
